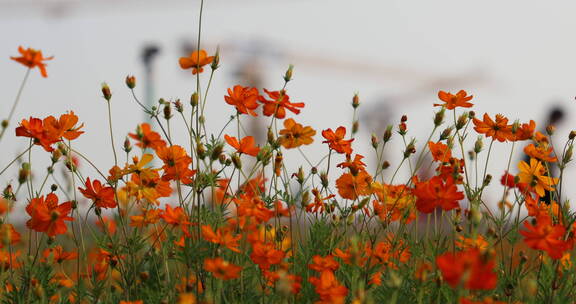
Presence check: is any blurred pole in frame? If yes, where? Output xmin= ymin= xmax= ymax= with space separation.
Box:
xmin=141 ymin=44 xmax=160 ymax=123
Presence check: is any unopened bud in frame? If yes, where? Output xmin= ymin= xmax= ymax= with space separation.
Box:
xmin=218 ymin=154 xmax=227 ymax=165
xmin=371 ymin=133 xmax=378 ymax=149
xmin=320 ymin=172 xmax=329 ymax=188
xmin=274 ymin=153 xmax=283 ymax=176
xmin=283 ymin=64 xmax=294 ymax=82
xmin=50 ymin=184 xmax=58 ymax=192
xmin=483 ymin=174 xmax=492 ymax=187
xmin=123 ymin=137 xmax=132 ymax=153
xmin=296 ymin=167 xmax=305 ymax=184
xmin=101 ymin=83 xmax=112 ymax=101
xmin=474 ymin=136 xmax=483 ymax=154
xmin=196 ymin=141 xmax=206 ymax=160
xmin=563 ymin=144 xmax=573 ymax=165
xmin=174 ymin=100 xmax=184 ymax=113
xmin=440 ymin=127 xmax=452 ymax=141
xmin=434 ymin=108 xmax=445 ymax=126
xmin=383 ymin=125 xmax=393 ymax=142
xmin=570 ymin=130 xmax=576 ymax=140
xmin=456 ymin=113 xmax=469 ymax=130
xmin=51 ymin=150 xmax=61 ymax=163
xmin=311 ymin=167 xmax=318 ymax=175
xmin=125 ymin=75 xmax=136 ymax=89
xmin=211 ymin=47 xmax=220 ymax=70
xmin=190 ymin=92 xmax=199 ymax=107
xmin=163 ymin=104 xmax=172 ymax=120
xmin=546 ymin=124 xmax=556 ymax=136
xmin=231 ymin=154 xmax=242 ymax=169
xmin=1 ymin=120 xmax=7 ymax=129
xmin=352 ymin=93 xmax=360 ymax=109
xmin=511 ymin=120 xmax=520 ymax=134
xmin=210 ymin=143 xmax=224 ymax=161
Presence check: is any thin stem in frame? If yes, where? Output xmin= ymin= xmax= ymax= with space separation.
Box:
xmin=0 ymin=68 xmax=31 ymax=142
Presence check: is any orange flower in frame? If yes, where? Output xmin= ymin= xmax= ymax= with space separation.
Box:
xmin=336 ymin=171 xmax=372 ymax=200
xmin=161 ymin=205 xmax=191 ymax=236
xmin=79 ymin=178 xmax=117 ymax=209
xmin=434 ymin=90 xmax=473 ymax=110
xmin=15 ymin=117 xmax=60 ymax=152
xmin=42 ymin=246 xmax=78 ymax=264
xmin=43 ymin=111 xmax=84 ymax=141
xmin=130 ymin=208 xmax=162 ymax=228
xmin=201 ymin=225 xmax=242 ymax=253
xmin=306 ymin=189 xmax=335 ymax=213
xmin=91 ymin=248 xmax=122 ymax=281
xmin=520 ymin=215 xmax=569 ymax=259
xmin=25 ymin=193 xmax=73 ymax=237
xmin=11 ymin=46 xmax=53 ymax=77
xmin=250 ymin=241 xmax=285 ymax=270
xmin=517 ymin=158 xmax=558 ymax=197
xmin=128 ymin=123 xmax=166 ymax=151
xmin=278 ymin=118 xmax=316 ymax=149
xmin=413 ymin=176 xmax=463 ymax=213
xmin=258 ymin=89 xmax=305 ymax=119
xmin=224 ymin=135 xmax=260 ymax=156
xmin=156 ymin=145 xmax=195 ymax=184
xmin=473 ymin=113 xmax=512 ymax=142
xmin=204 ymin=257 xmax=242 ymax=280
xmin=309 ymin=270 xmax=348 ymax=304
xmin=96 ymin=216 xmax=117 ymax=235
xmin=428 ymin=141 xmax=452 ymax=162
xmin=436 ymin=248 xmax=497 ymax=290
xmin=309 ymin=255 xmax=339 ymax=272
xmin=179 ymin=50 xmax=214 ymax=74
xmin=524 ymin=143 xmax=557 ymax=163
xmin=371 ymin=182 xmax=416 ymax=223
xmin=511 ymin=120 xmax=536 ymax=141
xmin=337 ymin=154 xmax=366 ymax=176
xmin=225 ymin=85 xmax=260 ymax=116
xmin=455 ymin=235 xmax=489 ymax=252
xmin=0 ymin=224 xmax=20 ymax=247
xmin=0 ymin=250 xmax=21 ymax=270
xmin=322 ymin=126 xmax=354 ymax=155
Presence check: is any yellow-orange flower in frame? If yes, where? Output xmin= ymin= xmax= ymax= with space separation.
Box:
xmin=434 ymin=90 xmax=473 ymax=110
xmin=204 ymin=257 xmax=242 ymax=280
xmin=517 ymin=158 xmax=558 ymax=197
xmin=179 ymin=50 xmax=214 ymax=74
xmin=278 ymin=118 xmax=316 ymax=149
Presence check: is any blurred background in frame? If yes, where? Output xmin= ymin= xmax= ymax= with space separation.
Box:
xmin=1 ymin=0 xmax=576 ymax=211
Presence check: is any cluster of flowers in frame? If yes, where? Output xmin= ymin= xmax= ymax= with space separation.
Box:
xmin=1 ymin=37 xmax=575 ymax=304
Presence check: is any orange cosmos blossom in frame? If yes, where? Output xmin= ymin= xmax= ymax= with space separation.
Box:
xmin=258 ymin=89 xmax=305 ymax=119
xmin=337 ymin=154 xmax=366 ymax=176
xmin=428 ymin=141 xmax=452 ymax=163
xmin=309 ymin=255 xmax=339 ymax=272
xmin=179 ymin=49 xmax=214 ymax=74
xmin=25 ymin=193 xmax=73 ymax=237
xmin=130 ymin=208 xmax=162 ymax=228
xmin=436 ymin=248 xmax=497 ymax=290
xmin=42 ymin=245 xmax=78 ymax=264
xmin=156 ymin=145 xmax=195 ymax=184
xmin=204 ymin=257 xmax=242 ymax=280
xmin=473 ymin=113 xmax=513 ymax=142
xmin=322 ymin=126 xmax=354 ymax=155
xmin=520 ymin=214 xmax=569 ymax=259
xmin=336 ymin=171 xmax=372 ymax=200
xmin=225 ymin=85 xmax=260 ymax=116
xmin=11 ymin=46 xmax=53 ymax=77
xmin=224 ymin=134 xmax=260 ymax=156
xmin=0 ymin=224 xmax=21 ymax=247
xmin=43 ymin=111 xmax=84 ymax=141
xmin=510 ymin=119 xmax=536 ymax=141
xmin=201 ymin=225 xmax=242 ymax=253
xmin=517 ymin=158 xmax=558 ymax=197
xmin=15 ymin=117 xmax=58 ymax=152
xmin=278 ymin=118 xmax=316 ymax=149
xmin=306 ymin=189 xmax=335 ymax=213
xmin=78 ymin=178 xmax=117 ymax=209
xmin=371 ymin=182 xmax=416 ymax=223
xmin=250 ymin=241 xmax=285 ymax=271
xmin=434 ymin=90 xmax=473 ymax=110
xmin=128 ymin=123 xmax=166 ymax=151
xmin=309 ymin=270 xmax=348 ymax=304
xmin=413 ymin=176 xmax=463 ymax=213
xmin=524 ymin=143 xmax=557 ymax=163
xmin=161 ymin=205 xmax=192 ymax=236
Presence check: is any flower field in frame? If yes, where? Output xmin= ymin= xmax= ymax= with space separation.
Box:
xmin=1 ymin=3 xmax=576 ymax=304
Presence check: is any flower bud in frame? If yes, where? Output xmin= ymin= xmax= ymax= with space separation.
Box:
xmin=352 ymin=93 xmax=360 ymax=109
xmin=563 ymin=144 xmax=573 ymax=165
xmin=483 ymin=174 xmax=492 ymax=187
xmin=434 ymin=108 xmax=445 ymax=126
xmin=51 ymin=150 xmax=62 ymax=163
xmin=570 ymin=130 xmax=576 ymax=140
xmin=456 ymin=113 xmax=468 ymax=130
xmin=210 ymin=143 xmax=224 ymax=161
xmin=546 ymin=124 xmax=556 ymax=136
xmin=381 ymin=161 xmax=390 ymax=170
xmin=295 ymin=167 xmax=305 ymax=185
xmin=371 ymin=133 xmax=378 ymax=149
xmin=211 ymin=47 xmax=220 ymax=71
xmin=352 ymin=121 xmax=359 ymax=134
xmin=267 ymin=128 xmax=275 ymax=145
xmin=383 ymin=125 xmax=393 ymax=142
xmin=256 ymin=146 xmax=273 ymax=166
xmin=190 ymin=92 xmax=199 ymax=107
xmin=440 ymin=127 xmax=453 ymax=141
xmin=125 ymin=75 xmax=136 ymax=89
xmin=283 ymin=64 xmax=294 ymax=82
xmin=274 ymin=152 xmax=283 ymax=176
xmin=50 ymin=184 xmax=58 ymax=192
xmin=163 ymin=104 xmax=172 ymax=120
xmin=1 ymin=120 xmax=7 ymax=129
xmin=196 ymin=141 xmax=206 ymax=160
xmin=301 ymin=191 xmax=310 ymax=208
xmin=101 ymin=83 xmax=112 ymax=101
xmin=511 ymin=120 xmax=520 ymax=134
xmin=320 ymin=172 xmax=329 ymax=188
xmin=218 ymin=154 xmax=227 ymax=165
xmin=311 ymin=167 xmax=318 ymax=175
xmin=474 ymin=136 xmax=483 ymax=154
xmin=123 ymin=137 xmax=132 ymax=153
xmin=174 ymin=100 xmax=184 ymax=113
xmin=231 ymin=154 xmax=242 ymax=169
